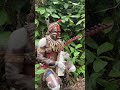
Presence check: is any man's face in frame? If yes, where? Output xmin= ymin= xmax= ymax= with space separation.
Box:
xmin=50 ymin=26 xmax=61 ymax=39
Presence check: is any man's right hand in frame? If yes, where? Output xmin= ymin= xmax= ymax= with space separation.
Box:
xmin=55 ymin=61 xmax=66 ymax=70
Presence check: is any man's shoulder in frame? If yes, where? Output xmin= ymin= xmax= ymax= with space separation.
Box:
xmin=8 ymin=27 xmax=27 ymax=50
xmin=12 ymin=27 xmax=26 ymax=35
xmin=38 ymin=37 xmax=47 ymax=48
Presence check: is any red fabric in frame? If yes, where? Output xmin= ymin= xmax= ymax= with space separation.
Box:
xmin=40 ymin=65 xmax=49 ymax=69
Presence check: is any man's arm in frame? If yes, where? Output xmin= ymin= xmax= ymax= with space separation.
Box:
xmin=36 ymin=37 xmax=56 ymax=66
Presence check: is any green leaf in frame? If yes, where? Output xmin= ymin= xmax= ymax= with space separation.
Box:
xmin=89 ymin=73 xmax=102 ymax=89
xmin=53 ymin=1 xmax=59 ymax=4
xmin=35 ymin=69 xmax=45 ymax=75
xmin=35 ymin=31 xmax=39 ymax=37
xmin=109 ymin=70 xmax=120 ymax=77
xmin=75 ymin=44 xmax=82 ymax=49
xmin=35 ymin=75 xmax=40 ymax=81
xmin=64 ymin=3 xmax=69 ymax=9
xmin=35 ymin=19 xmax=39 ymax=27
xmin=35 ymin=39 xmax=39 ymax=46
xmin=70 ymin=14 xmax=80 ymax=18
xmin=97 ymin=78 xmax=109 ymax=87
xmin=76 ymin=19 xmax=85 ymax=25
xmin=35 ymin=64 xmax=40 ymax=69
xmin=72 ymin=57 xmax=77 ymax=64
xmin=46 ymin=8 xmax=52 ymax=14
xmin=93 ymin=59 xmax=108 ymax=72
xmin=86 ymin=37 xmax=98 ymax=49
xmin=86 ymin=49 xmax=96 ymax=64
xmin=61 ymin=16 xmax=69 ymax=21
xmin=36 ymin=7 xmax=45 ymax=14
xmin=51 ymin=14 xmax=60 ymax=18
xmin=44 ymin=12 xmax=50 ymax=18
xmin=97 ymin=42 xmax=113 ymax=56
xmin=74 ymin=51 xmax=80 ymax=57
xmin=69 ymin=46 xmax=75 ymax=53
xmin=109 ymin=61 xmax=120 ymax=77
xmin=102 ymin=17 xmax=114 ymax=34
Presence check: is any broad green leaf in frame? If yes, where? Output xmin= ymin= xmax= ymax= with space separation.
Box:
xmin=102 ymin=17 xmax=114 ymax=34
xmin=97 ymin=42 xmax=113 ymax=56
xmin=69 ymin=46 xmax=74 ymax=53
xmin=89 ymin=73 xmax=102 ymax=89
xmin=35 ymin=39 xmax=39 ymax=46
xmin=70 ymin=14 xmax=80 ymax=18
xmin=72 ymin=57 xmax=77 ymax=64
xmin=51 ymin=14 xmax=59 ymax=18
xmin=35 ymin=19 xmax=39 ymax=27
xmin=36 ymin=7 xmax=45 ymax=14
xmin=46 ymin=8 xmax=52 ymax=14
xmin=109 ymin=70 xmax=120 ymax=77
xmin=35 ymin=69 xmax=45 ymax=75
xmin=109 ymin=61 xmax=120 ymax=77
xmin=53 ymin=1 xmax=59 ymax=4
xmin=72 ymin=3 xmax=79 ymax=6
xmin=86 ymin=37 xmax=98 ymax=49
xmin=76 ymin=19 xmax=85 ymax=25
xmin=93 ymin=59 xmax=108 ymax=72
xmin=74 ymin=51 xmax=80 ymax=57
xmin=35 ymin=75 xmax=41 ymax=81
xmin=64 ymin=3 xmax=69 ymax=9
xmin=35 ymin=64 xmax=40 ymax=69
xmin=97 ymin=78 xmax=109 ymax=87
xmin=61 ymin=16 xmax=69 ymax=21
xmin=86 ymin=49 xmax=96 ymax=64
xmin=75 ymin=44 xmax=82 ymax=49
xmin=70 ymin=42 xmax=76 ymax=47
xmin=44 ymin=12 xmax=50 ymax=18
xmin=35 ymin=31 xmax=39 ymax=37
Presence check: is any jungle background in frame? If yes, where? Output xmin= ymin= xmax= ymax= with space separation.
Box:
xmin=86 ymin=0 xmax=120 ymax=90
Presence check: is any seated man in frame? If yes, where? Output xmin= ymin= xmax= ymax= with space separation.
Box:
xmin=37 ymin=20 xmax=76 ymax=90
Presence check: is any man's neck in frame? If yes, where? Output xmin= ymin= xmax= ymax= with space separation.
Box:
xmin=50 ymin=35 xmax=57 ymax=41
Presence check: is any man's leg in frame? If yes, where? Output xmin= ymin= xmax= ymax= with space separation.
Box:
xmin=43 ymin=69 xmax=61 ymax=90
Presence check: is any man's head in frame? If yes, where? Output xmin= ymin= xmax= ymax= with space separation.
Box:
xmin=46 ymin=20 xmax=62 ymax=39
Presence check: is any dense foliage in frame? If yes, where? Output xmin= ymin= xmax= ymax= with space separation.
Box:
xmin=35 ymin=0 xmax=85 ymax=89
xmin=86 ymin=0 xmax=120 ymax=89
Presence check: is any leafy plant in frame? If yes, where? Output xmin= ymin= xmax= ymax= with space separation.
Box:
xmin=35 ymin=64 xmax=46 ymax=90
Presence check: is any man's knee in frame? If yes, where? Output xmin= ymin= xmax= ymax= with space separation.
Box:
xmin=45 ymin=69 xmax=61 ymax=90
xmin=52 ymin=84 xmax=60 ymax=90
xmin=69 ymin=65 xmax=76 ymax=72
